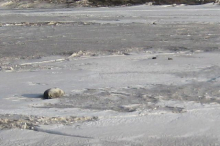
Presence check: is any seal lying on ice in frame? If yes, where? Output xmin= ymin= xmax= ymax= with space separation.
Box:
xmin=43 ymin=88 xmax=65 ymax=99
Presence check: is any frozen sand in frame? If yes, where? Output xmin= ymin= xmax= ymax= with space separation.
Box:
xmin=1 ymin=4 xmax=220 ymax=146
xmin=1 ymin=52 xmax=220 ymax=145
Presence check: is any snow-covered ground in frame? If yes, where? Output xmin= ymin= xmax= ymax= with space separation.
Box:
xmin=1 ymin=4 xmax=220 ymax=146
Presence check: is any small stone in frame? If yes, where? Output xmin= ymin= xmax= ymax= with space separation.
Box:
xmin=5 ymin=67 xmax=14 ymax=71
xmin=69 ymin=50 xmax=85 ymax=58
xmin=43 ymin=88 xmax=65 ymax=99
xmin=146 ymin=2 xmax=153 ymax=6
xmin=123 ymin=52 xmax=130 ymax=55
xmin=21 ymin=122 xmax=27 ymax=129
xmin=152 ymin=57 xmax=157 ymax=59
xmin=48 ymin=21 xmax=56 ymax=25
xmin=168 ymin=57 xmax=173 ymax=60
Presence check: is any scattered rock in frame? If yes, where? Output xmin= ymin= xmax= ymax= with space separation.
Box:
xmin=5 ymin=67 xmax=14 ymax=71
xmin=48 ymin=21 xmax=56 ymax=25
xmin=68 ymin=50 xmax=92 ymax=58
xmin=69 ymin=51 xmax=84 ymax=57
xmin=0 ymin=114 xmax=98 ymax=130
xmin=172 ymin=4 xmax=177 ymax=7
xmin=123 ymin=52 xmax=130 ymax=55
xmin=152 ymin=57 xmax=157 ymax=59
xmin=43 ymin=88 xmax=65 ymax=99
xmin=215 ymin=0 xmax=220 ymax=4
xmin=168 ymin=57 xmax=173 ymax=60
xmin=146 ymin=2 xmax=153 ymax=6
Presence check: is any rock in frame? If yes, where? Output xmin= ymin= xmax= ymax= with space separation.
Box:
xmin=215 ymin=0 xmax=220 ymax=4
xmin=152 ymin=57 xmax=157 ymax=59
xmin=21 ymin=122 xmax=27 ymax=129
xmin=5 ymin=67 xmax=14 ymax=72
xmin=69 ymin=50 xmax=84 ymax=57
xmin=48 ymin=21 xmax=56 ymax=25
xmin=146 ymin=2 xmax=153 ymax=6
xmin=123 ymin=52 xmax=130 ymax=55
xmin=168 ymin=57 xmax=173 ymax=60
xmin=43 ymin=88 xmax=65 ymax=99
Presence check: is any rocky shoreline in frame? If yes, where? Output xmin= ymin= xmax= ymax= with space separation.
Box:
xmin=0 ymin=0 xmax=219 ymax=9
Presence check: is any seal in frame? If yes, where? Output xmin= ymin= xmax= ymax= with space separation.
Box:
xmin=43 ymin=88 xmax=65 ymax=99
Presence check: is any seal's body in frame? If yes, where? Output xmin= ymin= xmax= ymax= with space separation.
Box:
xmin=43 ymin=88 xmax=65 ymax=99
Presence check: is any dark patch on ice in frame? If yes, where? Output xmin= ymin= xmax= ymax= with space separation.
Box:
xmin=165 ymin=46 xmax=190 ymax=52
xmin=176 ymin=66 xmax=220 ymax=82
xmin=38 ymin=79 xmax=220 ymax=113
xmin=38 ymin=87 xmax=170 ymax=113
xmin=163 ymin=106 xmax=185 ymax=113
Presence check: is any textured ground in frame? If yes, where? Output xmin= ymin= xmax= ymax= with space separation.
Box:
xmin=1 ymin=4 xmax=220 ymax=146
xmin=0 ymin=4 xmax=220 ymax=59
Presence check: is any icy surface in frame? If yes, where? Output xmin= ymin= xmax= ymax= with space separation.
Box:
xmin=1 ymin=4 xmax=220 ymax=146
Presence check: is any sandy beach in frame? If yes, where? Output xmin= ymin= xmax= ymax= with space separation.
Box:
xmin=1 ymin=3 xmax=220 ymax=145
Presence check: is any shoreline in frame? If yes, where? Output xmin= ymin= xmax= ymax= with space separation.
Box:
xmin=0 ymin=0 xmax=219 ymax=9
